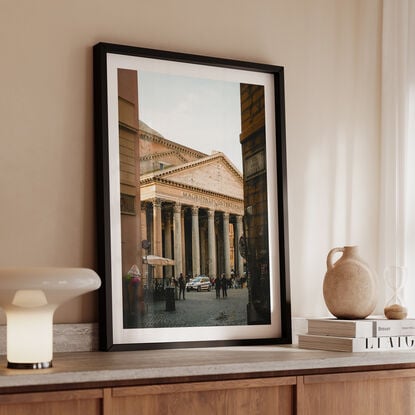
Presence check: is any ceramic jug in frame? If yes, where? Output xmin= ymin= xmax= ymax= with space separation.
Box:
xmin=323 ymin=246 xmax=377 ymax=319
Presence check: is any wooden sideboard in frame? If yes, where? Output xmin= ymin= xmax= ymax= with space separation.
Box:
xmin=0 ymin=347 xmax=414 ymax=414
xmin=297 ymin=368 xmax=415 ymax=415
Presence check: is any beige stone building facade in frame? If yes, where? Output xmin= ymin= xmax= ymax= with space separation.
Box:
xmin=137 ymin=121 xmax=245 ymax=284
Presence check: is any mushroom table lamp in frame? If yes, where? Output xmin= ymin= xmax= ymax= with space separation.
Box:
xmin=0 ymin=268 xmax=101 ymax=369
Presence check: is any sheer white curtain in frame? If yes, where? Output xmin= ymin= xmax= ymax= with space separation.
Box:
xmin=380 ymin=0 xmax=415 ymax=314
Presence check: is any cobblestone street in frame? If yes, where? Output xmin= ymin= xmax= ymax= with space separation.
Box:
xmin=126 ymin=287 xmax=249 ymax=328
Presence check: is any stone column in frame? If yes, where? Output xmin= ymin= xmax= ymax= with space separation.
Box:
xmin=207 ymin=209 xmax=217 ymax=279
xmin=164 ymin=211 xmax=172 ymax=279
xmin=152 ymin=198 xmax=162 ymax=279
xmin=173 ymin=203 xmax=183 ymax=278
xmin=181 ymin=209 xmax=186 ymax=275
xmin=235 ymin=215 xmax=244 ymax=276
xmin=191 ymin=206 xmax=200 ymax=277
xmin=223 ymin=212 xmax=231 ymax=278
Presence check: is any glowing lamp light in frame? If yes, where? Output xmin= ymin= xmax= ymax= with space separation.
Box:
xmin=0 ymin=268 xmax=101 ymax=369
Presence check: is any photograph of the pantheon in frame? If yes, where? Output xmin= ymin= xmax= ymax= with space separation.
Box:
xmin=117 ymin=68 xmax=271 ymax=329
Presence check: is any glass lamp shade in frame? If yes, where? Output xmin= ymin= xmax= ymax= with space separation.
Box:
xmin=0 ymin=268 xmax=101 ymax=369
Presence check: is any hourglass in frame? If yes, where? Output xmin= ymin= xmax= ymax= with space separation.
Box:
xmin=383 ymin=266 xmax=408 ymax=319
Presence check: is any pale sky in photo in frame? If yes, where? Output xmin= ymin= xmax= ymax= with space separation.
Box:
xmin=138 ymin=70 xmax=243 ymax=171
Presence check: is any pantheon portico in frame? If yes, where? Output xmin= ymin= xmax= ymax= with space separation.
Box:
xmin=138 ymin=122 xmax=245 ymax=283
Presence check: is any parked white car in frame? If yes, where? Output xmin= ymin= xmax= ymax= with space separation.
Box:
xmin=186 ymin=276 xmax=211 ymax=292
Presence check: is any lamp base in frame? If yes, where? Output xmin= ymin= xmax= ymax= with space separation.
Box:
xmin=7 ymin=361 xmax=52 ymax=369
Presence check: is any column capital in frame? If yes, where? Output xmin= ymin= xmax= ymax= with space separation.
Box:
xmin=191 ymin=206 xmax=199 ymax=216
xmin=236 ymin=214 xmax=243 ymax=224
xmin=223 ymin=212 xmax=230 ymax=221
xmin=207 ymin=209 xmax=215 ymax=218
xmin=152 ymin=198 xmax=162 ymax=208
xmin=173 ymin=203 xmax=182 ymax=214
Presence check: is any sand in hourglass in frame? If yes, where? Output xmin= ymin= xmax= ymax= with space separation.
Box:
xmin=384 ymin=266 xmax=408 ymax=320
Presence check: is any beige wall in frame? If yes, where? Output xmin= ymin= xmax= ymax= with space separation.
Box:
xmin=0 ymin=0 xmax=382 ymax=323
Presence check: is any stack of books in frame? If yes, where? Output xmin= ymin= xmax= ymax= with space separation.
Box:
xmin=298 ymin=318 xmax=415 ymax=352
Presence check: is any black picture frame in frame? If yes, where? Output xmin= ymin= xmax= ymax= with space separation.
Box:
xmin=93 ymin=42 xmax=291 ymax=351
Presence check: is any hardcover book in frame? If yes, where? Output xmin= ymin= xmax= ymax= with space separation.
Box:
xmin=307 ymin=318 xmax=415 ymax=338
xmin=307 ymin=318 xmax=373 ymax=338
xmin=370 ymin=319 xmax=415 ymax=337
xmin=298 ymin=334 xmax=415 ymax=352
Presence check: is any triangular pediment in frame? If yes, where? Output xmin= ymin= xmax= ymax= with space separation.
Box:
xmin=142 ymin=153 xmax=243 ymax=200
xmin=139 ymin=120 xmax=207 ymax=171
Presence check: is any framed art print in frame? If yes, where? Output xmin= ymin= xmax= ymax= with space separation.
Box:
xmin=93 ymin=42 xmax=291 ymax=350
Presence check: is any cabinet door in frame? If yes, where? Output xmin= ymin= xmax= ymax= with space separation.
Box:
xmin=111 ymin=377 xmax=296 ymax=415
xmin=0 ymin=389 xmax=103 ymax=415
xmin=298 ymin=368 xmax=415 ymax=415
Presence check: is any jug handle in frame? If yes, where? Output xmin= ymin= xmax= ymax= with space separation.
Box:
xmin=327 ymin=247 xmax=344 ymax=271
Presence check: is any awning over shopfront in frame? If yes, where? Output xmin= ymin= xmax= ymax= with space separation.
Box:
xmin=143 ymin=255 xmax=175 ymax=266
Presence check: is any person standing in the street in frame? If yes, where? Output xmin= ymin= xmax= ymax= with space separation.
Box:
xmin=178 ymin=273 xmax=186 ymax=300
xmin=221 ymin=273 xmax=227 ymax=298
xmin=215 ymin=275 xmax=221 ymax=299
